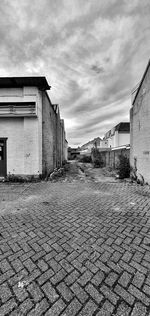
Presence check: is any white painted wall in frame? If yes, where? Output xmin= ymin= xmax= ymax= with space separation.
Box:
xmin=100 ymin=139 xmax=108 ymax=148
xmin=0 ymin=87 xmax=42 ymax=175
xmin=118 ymin=133 xmax=130 ymax=146
xmin=106 ymin=131 xmax=130 ymax=148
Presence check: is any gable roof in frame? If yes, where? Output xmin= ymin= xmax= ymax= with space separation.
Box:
xmin=132 ymin=59 xmax=150 ymax=105
xmin=0 ymin=76 xmax=50 ymax=90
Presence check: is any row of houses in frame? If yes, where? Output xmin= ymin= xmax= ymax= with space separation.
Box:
xmin=0 ymin=77 xmax=68 ymax=179
xmin=96 ymin=59 xmax=150 ymax=184
xmin=70 ymin=59 xmax=150 ymax=184
xmin=77 ymin=122 xmax=130 ymax=159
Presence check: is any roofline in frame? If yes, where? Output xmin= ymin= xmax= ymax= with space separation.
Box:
xmin=0 ymin=76 xmax=51 ymax=90
xmin=132 ymin=59 xmax=150 ymax=105
xmin=111 ymin=144 xmax=130 ymax=151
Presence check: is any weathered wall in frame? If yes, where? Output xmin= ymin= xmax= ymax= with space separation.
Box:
xmin=91 ymin=148 xmax=130 ymax=168
xmin=0 ymin=87 xmax=42 ymax=175
xmin=42 ymin=92 xmax=56 ymax=175
xmin=130 ymin=64 xmax=150 ymax=183
xmin=64 ymin=140 xmax=68 ymax=160
xmin=56 ymin=109 xmax=62 ymax=168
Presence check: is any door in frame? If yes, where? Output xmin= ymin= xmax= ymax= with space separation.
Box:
xmin=0 ymin=139 xmax=7 ymax=177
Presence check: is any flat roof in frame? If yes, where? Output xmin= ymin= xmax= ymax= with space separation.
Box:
xmin=0 ymin=76 xmax=50 ymax=90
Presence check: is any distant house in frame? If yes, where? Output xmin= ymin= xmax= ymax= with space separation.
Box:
xmin=0 ymin=77 xmax=67 ymax=178
xmin=80 ymin=137 xmax=101 ymax=151
xmin=130 ymin=59 xmax=150 ymax=183
xmin=103 ymin=122 xmax=130 ymax=148
xmin=68 ymin=147 xmax=80 ymax=160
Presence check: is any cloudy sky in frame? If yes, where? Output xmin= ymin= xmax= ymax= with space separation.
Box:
xmin=0 ymin=0 xmax=150 ymax=146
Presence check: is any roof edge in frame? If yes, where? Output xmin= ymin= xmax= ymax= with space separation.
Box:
xmin=132 ymin=59 xmax=150 ymax=105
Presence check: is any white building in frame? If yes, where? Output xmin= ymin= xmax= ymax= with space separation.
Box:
xmin=103 ymin=122 xmax=130 ymax=149
xmin=0 ymin=77 xmax=66 ymax=178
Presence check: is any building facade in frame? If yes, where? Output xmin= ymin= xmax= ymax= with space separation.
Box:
xmin=103 ymin=122 xmax=130 ymax=148
xmin=130 ymin=59 xmax=150 ymax=183
xmin=0 ymin=77 xmax=67 ymax=178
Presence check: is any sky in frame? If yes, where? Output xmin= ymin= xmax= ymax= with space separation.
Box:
xmin=0 ymin=0 xmax=150 ymax=146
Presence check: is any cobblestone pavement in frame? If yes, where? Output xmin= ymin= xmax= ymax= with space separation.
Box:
xmin=0 ymin=167 xmax=150 ymax=315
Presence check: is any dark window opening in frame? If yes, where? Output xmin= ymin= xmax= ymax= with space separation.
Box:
xmin=0 ymin=143 xmax=4 ymax=160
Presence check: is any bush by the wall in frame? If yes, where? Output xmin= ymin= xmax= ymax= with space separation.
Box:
xmin=91 ymin=148 xmax=104 ymax=168
xmin=79 ymin=156 xmax=92 ymax=163
xmin=118 ymin=154 xmax=130 ymax=179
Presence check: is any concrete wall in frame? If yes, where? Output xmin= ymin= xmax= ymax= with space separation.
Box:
xmin=130 ymin=64 xmax=150 ymax=183
xmin=92 ymin=148 xmax=130 ymax=169
xmin=56 ymin=108 xmax=62 ymax=168
xmin=0 ymin=87 xmax=42 ymax=175
xmin=64 ymin=140 xmax=68 ymax=160
xmin=42 ymin=92 xmax=56 ymax=175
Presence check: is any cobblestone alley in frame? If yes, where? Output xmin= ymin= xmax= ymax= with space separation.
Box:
xmin=0 ymin=163 xmax=150 ymax=315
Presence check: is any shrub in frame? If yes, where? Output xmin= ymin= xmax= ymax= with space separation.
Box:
xmin=118 ymin=155 xmax=130 ymax=179
xmin=79 ymin=156 xmax=92 ymax=163
xmin=91 ymin=148 xmax=104 ymax=168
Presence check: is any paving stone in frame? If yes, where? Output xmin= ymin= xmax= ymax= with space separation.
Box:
xmin=37 ymin=259 xmax=49 ymax=271
xmin=0 ymin=258 xmax=12 ymax=272
xmin=45 ymin=298 xmax=66 ymax=316
xmin=129 ymin=284 xmax=150 ymax=306
xmin=28 ymin=298 xmax=49 ymax=316
xmin=78 ymin=299 xmax=97 ymax=316
xmin=115 ymin=284 xmax=135 ymax=305
xmin=10 ymin=298 xmax=33 ymax=316
xmin=116 ymin=301 xmax=131 ymax=316
xmin=105 ymin=271 xmax=118 ymax=286
xmin=27 ymin=281 xmax=44 ymax=302
xmin=118 ymin=271 xmax=132 ymax=287
xmin=96 ymin=300 xmax=114 ymax=316
xmin=12 ymin=284 xmax=28 ymax=302
xmin=65 ymin=269 xmax=80 ymax=285
xmin=50 ymin=268 xmax=67 ymax=285
xmin=85 ymin=283 xmax=103 ymax=303
xmin=100 ymin=284 xmax=119 ymax=305
xmin=37 ymin=268 xmax=54 ymax=285
xmin=132 ymin=271 xmax=145 ymax=288
xmin=78 ymin=270 xmax=93 ymax=286
xmin=42 ymin=281 xmax=59 ymax=303
xmin=57 ymin=281 xmax=74 ymax=302
xmin=71 ymin=282 xmax=89 ymax=303
xmin=0 ymin=282 xmax=12 ymax=303
xmin=0 ymin=298 xmax=17 ymax=316
xmin=61 ymin=297 xmax=82 ymax=316
xmin=131 ymin=302 xmax=147 ymax=316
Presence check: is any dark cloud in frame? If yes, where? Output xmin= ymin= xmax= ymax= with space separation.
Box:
xmin=91 ymin=64 xmax=105 ymax=74
xmin=0 ymin=0 xmax=150 ymax=146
